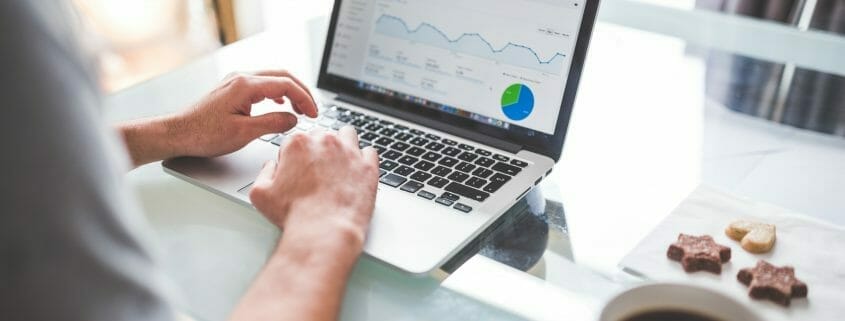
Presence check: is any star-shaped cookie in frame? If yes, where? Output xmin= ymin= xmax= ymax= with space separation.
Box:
xmin=737 ymin=260 xmax=808 ymax=306
xmin=667 ymin=234 xmax=731 ymax=274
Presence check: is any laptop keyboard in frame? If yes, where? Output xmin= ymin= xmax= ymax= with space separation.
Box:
xmin=259 ymin=103 xmax=530 ymax=214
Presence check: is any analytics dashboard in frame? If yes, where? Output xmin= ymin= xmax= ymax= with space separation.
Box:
xmin=327 ymin=0 xmax=586 ymax=135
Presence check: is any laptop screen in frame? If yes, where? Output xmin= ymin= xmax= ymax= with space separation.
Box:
xmin=325 ymin=0 xmax=587 ymax=136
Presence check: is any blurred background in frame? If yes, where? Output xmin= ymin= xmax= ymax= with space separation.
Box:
xmin=76 ymin=0 xmax=845 ymax=136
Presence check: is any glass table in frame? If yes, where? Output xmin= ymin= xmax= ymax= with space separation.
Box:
xmin=107 ymin=2 xmax=845 ymax=319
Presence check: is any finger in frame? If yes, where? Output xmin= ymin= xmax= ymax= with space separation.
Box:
xmin=273 ymin=97 xmax=286 ymax=104
xmin=253 ymin=160 xmax=277 ymax=189
xmin=253 ymin=70 xmax=314 ymax=98
xmin=247 ymin=112 xmax=298 ymax=137
xmin=247 ymin=76 xmax=318 ymax=118
xmin=337 ymin=125 xmax=359 ymax=150
xmin=362 ymin=146 xmax=380 ymax=172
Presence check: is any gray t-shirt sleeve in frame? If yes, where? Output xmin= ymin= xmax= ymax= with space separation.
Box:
xmin=0 ymin=1 xmax=177 ymax=320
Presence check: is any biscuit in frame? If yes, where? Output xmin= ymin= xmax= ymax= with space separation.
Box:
xmin=738 ymin=260 xmax=808 ymax=306
xmin=667 ymin=234 xmax=731 ymax=274
xmin=726 ymin=220 xmax=776 ymax=253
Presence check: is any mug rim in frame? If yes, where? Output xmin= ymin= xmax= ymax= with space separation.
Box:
xmin=599 ymin=282 xmax=762 ymax=321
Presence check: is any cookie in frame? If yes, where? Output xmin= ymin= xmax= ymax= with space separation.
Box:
xmin=726 ymin=220 xmax=776 ymax=253
xmin=667 ymin=234 xmax=731 ymax=274
xmin=738 ymin=260 xmax=808 ymax=306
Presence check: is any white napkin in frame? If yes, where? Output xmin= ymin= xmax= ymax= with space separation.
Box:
xmin=619 ymin=186 xmax=845 ymax=321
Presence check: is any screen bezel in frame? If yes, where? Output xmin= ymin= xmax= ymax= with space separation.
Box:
xmin=317 ymin=0 xmax=599 ymax=161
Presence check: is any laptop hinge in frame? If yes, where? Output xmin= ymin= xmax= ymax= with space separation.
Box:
xmin=335 ymin=94 xmax=522 ymax=154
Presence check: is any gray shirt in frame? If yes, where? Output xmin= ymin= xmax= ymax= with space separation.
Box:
xmin=1 ymin=1 xmax=176 ymax=320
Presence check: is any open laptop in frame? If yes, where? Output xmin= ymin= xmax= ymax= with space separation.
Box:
xmin=164 ymin=0 xmax=598 ymax=275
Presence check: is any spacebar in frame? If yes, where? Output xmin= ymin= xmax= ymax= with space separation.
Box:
xmin=444 ymin=182 xmax=490 ymax=202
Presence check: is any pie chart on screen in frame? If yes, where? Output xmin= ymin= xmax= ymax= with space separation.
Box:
xmin=500 ymin=83 xmax=534 ymax=121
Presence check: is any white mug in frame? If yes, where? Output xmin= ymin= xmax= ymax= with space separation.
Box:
xmin=599 ymin=283 xmax=762 ymax=321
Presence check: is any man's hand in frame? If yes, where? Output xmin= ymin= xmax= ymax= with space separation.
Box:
xmin=118 ymin=70 xmax=317 ymax=167
xmin=230 ymin=127 xmax=380 ymax=321
xmin=250 ymin=126 xmax=380 ymax=251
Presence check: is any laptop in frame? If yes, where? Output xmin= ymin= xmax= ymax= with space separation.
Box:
xmin=164 ymin=0 xmax=598 ymax=275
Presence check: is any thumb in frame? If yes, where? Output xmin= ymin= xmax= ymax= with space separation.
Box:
xmin=248 ymin=112 xmax=298 ymax=137
xmin=252 ymin=160 xmax=277 ymax=190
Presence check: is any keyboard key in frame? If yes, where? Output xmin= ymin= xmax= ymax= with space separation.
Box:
xmin=380 ymin=128 xmax=398 ymax=137
xmin=379 ymin=173 xmax=406 ymax=187
xmin=431 ymin=166 xmax=452 ymax=177
xmin=406 ymin=146 xmax=425 ymax=156
xmin=455 ymin=162 xmax=476 ymax=173
xmin=337 ymin=114 xmax=352 ymax=123
xmin=425 ymin=133 xmax=441 ymax=141
xmin=351 ymin=119 xmax=368 ymax=128
xmin=457 ymin=152 xmax=478 ymax=162
xmin=425 ymin=142 xmax=445 ymax=151
xmin=363 ymin=115 xmax=377 ymax=121
xmin=400 ymin=181 xmax=424 ymax=193
xmin=378 ymin=120 xmax=394 ymax=126
xmin=492 ymin=162 xmax=521 ymax=176
xmin=475 ymin=149 xmax=492 ymax=156
xmin=379 ymin=160 xmax=398 ymax=171
xmin=441 ymin=138 xmax=458 ymax=146
xmin=438 ymin=157 xmax=459 ymax=168
xmin=442 ymin=147 xmax=461 ymax=157
xmin=375 ymin=137 xmax=395 ymax=146
xmin=394 ymin=133 xmax=413 ymax=141
xmin=409 ymin=137 xmax=429 ymax=146
xmin=472 ymin=167 xmax=493 ymax=178
xmin=447 ymin=171 xmax=469 ymax=183
xmin=365 ymin=124 xmax=384 ymax=132
xmin=453 ymin=203 xmax=473 ymax=213
xmin=428 ymin=177 xmax=449 ymax=188
xmin=409 ymin=129 xmax=425 ymax=136
xmin=391 ymin=142 xmax=410 ymax=151
xmin=270 ymin=135 xmax=285 ymax=146
xmin=483 ymin=173 xmax=511 ymax=193
xmin=393 ymin=124 xmax=409 ymax=131
xmin=510 ymin=159 xmax=529 ymax=167
xmin=260 ymin=133 xmax=278 ymax=141
xmin=382 ymin=150 xmax=402 ymax=160
xmin=493 ymin=154 xmax=510 ymax=162
xmin=440 ymin=192 xmax=460 ymax=201
xmin=435 ymin=197 xmax=454 ymax=206
xmin=413 ymin=160 xmax=435 ymax=171
xmin=417 ymin=190 xmax=436 ymax=200
xmin=359 ymin=141 xmax=371 ymax=149
xmin=474 ymin=157 xmax=495 ymax=167
xmin=318 ymin=117 xmax=335 ymax=127
xmin=397 ymin=155 xmax=418 ymax=166
xmin=422 ymin=152 xmax=442 ymax=162
xmin=360 ymin=132 xmax=379 ymax=141
xmin=458 ymin=143 xmax=474 ymax=151
xmin=379 ymin=169 xmax=386 ymax=177
xmin=410 ymin=171 xmax=432 ymax=183
xmin=373 ymin=145 xmax=386 ymax=155
xmin=490 ymin=172 xmax=512 ymax=183
xmin=466 ymin=177 xmax=487 ymax=189
xmin=393 ymin=165 xmax=414 ymax=177
xmin=444 ymin=182 xmax=490 ymax=202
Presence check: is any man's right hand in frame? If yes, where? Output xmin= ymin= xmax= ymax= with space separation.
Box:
xmin=231 ymin=126 xmax=379 ymax=321
xmin=249 ymin=126 xmax=380 ymax=252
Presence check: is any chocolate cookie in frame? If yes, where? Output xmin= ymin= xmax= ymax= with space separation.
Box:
xmin=667 ymin=234 xmax=731 ymax=274
xmin=738 ymin=260 xmax=808 ymax=306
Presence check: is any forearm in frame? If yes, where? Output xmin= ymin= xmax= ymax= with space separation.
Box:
xmin=116 ymin=115 xmax=181 ymax=167
xmin=230 ymin=206 xmax=364 ymax=321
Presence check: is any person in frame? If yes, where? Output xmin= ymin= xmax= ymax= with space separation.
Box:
xmin=0 ymin=1 xmax=379 ymax=321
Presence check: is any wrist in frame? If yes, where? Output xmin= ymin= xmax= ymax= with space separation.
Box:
xmin=117 ymin=116 xmax=181 ymax=166
xmin=280 ymin=199 xmax=368 ymax=261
